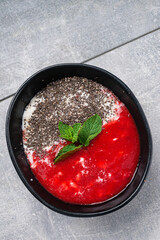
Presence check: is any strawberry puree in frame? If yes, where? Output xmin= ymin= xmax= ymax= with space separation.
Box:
xmin=26 ymin=105 xmax=140 ymax=205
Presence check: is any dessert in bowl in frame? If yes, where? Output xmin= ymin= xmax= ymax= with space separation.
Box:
xmin=6 ymin=64 xmax=152 ymax=216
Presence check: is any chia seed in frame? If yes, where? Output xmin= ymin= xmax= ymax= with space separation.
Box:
xmin=23 ymin=76 xmax=119 ymax=153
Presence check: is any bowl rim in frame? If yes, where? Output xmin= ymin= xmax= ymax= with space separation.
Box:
xmin=5 ymin=63 xmax=152 ymax=217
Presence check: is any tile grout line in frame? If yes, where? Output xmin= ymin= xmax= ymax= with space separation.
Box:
xmin=81 ymin=27 xmax=160 ymax=64
xmin=0 ymin=93 xmax=16 ymax=103
xmin=0 ymin=27 xmax=159 ymax=103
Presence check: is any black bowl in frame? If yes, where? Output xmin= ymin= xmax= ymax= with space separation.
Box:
xmin=6 ymin=63 xmax=152 ymax=217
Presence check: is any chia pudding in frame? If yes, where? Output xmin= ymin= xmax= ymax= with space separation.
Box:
xmin=22 ymin=76 xmax=140 ymax=205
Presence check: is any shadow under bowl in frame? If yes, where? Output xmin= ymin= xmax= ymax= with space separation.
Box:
xmin=6 ymin=63 xmax=152 ymax=217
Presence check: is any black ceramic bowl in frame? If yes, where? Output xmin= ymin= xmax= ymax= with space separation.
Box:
xmin=6 ymin=64 xmax=152 ymax=217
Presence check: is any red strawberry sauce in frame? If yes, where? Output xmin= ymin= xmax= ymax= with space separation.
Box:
xmin=26 ymin=105 xmax=140 ymax=205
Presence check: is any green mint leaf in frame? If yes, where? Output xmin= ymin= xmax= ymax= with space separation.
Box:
xmin=78 ymin=114 xmax=102 ymax=146
xmin=54 ymin=114 xmax=102 ymax=164
xmin=54 ymin=144 xmax=82 ymax=164
xmin=58 ymin=121 xmax=73 ymax=141
xmin=72 ymin=123 xmax=82 ymax=143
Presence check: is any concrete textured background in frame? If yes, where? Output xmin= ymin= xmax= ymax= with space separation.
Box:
xmin=0 ymin=1 xmax=160 ymax=239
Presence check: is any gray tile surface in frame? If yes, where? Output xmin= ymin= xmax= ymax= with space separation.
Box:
xmin=0 ymin=28 xmax=160 ymax=240
xmin=0 ymin=0 xmax=160 ymax=100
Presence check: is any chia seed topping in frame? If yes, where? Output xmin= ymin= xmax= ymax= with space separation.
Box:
xmin=23 ymin=76 xmax=121 ymax=152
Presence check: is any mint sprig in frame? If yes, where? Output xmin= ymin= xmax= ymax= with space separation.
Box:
xmin=54 ymin=114 xmax=102 ymax=164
